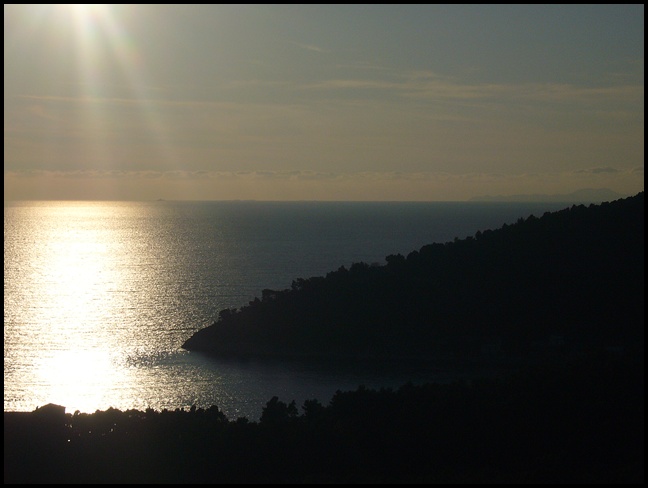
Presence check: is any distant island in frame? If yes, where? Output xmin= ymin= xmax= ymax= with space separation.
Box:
xmin=183 ymin=192 xmax=644 ymax=362
xmin=469 ymin=187 xmax=625 ymax=203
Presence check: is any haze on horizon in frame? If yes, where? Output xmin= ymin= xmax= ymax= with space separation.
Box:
xmin=4 ymin=5 xmax=644 ymax=202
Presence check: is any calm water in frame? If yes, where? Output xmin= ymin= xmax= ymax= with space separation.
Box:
xmin=4 ymin=200 xmax=572 ymax=420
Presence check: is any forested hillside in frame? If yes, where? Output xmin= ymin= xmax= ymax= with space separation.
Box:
xmin=183 ymin=192 xmax=644 ymax=361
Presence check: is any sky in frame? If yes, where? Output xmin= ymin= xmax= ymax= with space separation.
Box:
xmin=4 ymin=4 xmax=644 ymax=201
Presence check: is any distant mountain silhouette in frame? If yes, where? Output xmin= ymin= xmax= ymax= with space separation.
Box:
xmin=183 ymin=192 xmax=644 ymax=361
xmin=469 ymin=187 xmax=625 ymax=203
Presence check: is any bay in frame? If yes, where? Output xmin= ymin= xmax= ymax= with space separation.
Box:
xmin=4 ymin=199 xmax=573 ymax=420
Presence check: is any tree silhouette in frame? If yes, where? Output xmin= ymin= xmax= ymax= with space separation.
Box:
xmin=259 ymin=396 xmax=298 ymax=425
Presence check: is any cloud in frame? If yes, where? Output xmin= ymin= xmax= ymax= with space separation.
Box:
xmin=5 ymin=166 xmax=639 ymax=183
xmin=575 ymin=167 xmax=620 ymax=174
xmin=13 ymin=68 xmax=642 ymax=114
xmin=302 ymin=74 xmax=643 ymax=107
xmin=292 ymin=42 xmax=329 ymax=53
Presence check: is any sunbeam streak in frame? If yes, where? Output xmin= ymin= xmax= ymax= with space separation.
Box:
xmin=55 ymin=4 xmax=179 ymax=172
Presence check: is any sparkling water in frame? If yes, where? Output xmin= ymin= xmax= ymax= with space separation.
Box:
xmin=4 ymin=199 xmax=572 ymax=420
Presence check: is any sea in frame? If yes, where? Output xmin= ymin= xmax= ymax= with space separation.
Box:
xmin=4 ymin=199 xmax=577 ymax=421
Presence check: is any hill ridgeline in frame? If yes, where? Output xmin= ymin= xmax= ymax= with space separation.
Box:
xmin=182 ymin=192 xmax=644 ymax=361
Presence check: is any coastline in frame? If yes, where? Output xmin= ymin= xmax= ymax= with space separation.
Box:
xmin=5 ymin=352 xmax=643 ymax=483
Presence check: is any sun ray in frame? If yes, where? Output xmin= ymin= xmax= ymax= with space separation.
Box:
xmin=56 ymin=4 xmax=179 ymax=172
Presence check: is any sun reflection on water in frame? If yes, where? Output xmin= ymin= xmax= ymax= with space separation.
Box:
xmin=5 ymin=201 xmax=255 ymax=415
xmin=5 ymin=200 xmax=492 ymax=420
xmin=34 ymin=349 xmax=129 ymax=413
xmin=4 ymin=202 xmax=164 ymax=413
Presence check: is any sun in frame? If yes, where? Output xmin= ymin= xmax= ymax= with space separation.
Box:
xmin=54 ymin=5 xmax=113 ymax=35
xmin=66 ymin=4 xmax=109 ymax=18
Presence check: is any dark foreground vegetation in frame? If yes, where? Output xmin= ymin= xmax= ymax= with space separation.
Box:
xmin=4 ymin=352 xmax=643 ymax=483
xmin=183 ymin=193 xmax=644 ymax=362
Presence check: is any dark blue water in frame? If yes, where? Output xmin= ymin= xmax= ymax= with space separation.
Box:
xmin=4 ymin=200 xmax=575 ymax=419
